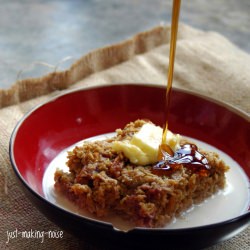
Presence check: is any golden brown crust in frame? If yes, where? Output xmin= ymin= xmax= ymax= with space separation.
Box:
xmin=54 ymin=120 xmax=229 ymax=227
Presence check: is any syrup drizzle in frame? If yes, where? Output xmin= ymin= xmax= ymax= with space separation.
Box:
xmin=153 ymin=144 xmax=211 ymax=176
xmin=155 ymin=0 xmax=211 ymax=176
xmin=159 ymin=0 xmax=181 ymax=159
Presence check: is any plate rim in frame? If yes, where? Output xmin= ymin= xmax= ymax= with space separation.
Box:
xmin=9 ymin=82 xmax=250 ymax=233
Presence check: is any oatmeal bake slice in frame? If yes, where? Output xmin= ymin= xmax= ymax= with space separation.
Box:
xmin=54 ymin=120 xmax=229 ymax=227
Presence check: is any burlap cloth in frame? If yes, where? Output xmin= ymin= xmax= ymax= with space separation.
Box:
xmin=0 ymin=24 xmax=249 ymax=249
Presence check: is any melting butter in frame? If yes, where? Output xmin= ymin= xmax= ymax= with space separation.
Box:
xmin=112 ymin=123 xmax=181 ymax=165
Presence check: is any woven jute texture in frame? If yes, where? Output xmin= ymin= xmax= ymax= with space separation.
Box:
xmin=0 ymin=24 xmax=249 ymax=250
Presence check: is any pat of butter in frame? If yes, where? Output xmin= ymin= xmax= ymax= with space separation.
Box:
xmin=113 ymin=123 xmax=181 ymax=165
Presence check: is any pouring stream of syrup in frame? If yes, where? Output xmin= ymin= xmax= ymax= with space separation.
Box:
xmin=155 ymin=0 xmax=211 ymax=176
xmin=159 ymin=0 xmax=181 ymax=158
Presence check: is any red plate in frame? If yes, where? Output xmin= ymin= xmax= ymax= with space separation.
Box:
xmin=9 ymin=84 xmax=250 ymax=249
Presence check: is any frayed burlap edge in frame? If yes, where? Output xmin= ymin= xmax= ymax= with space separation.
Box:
xmin=0 ymin=25 xmax=171 ymax=108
